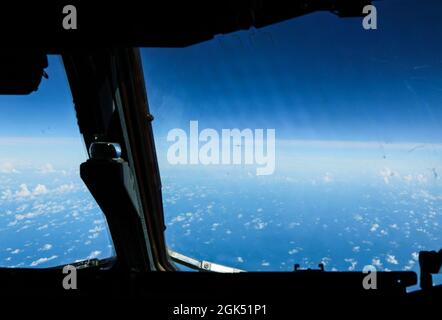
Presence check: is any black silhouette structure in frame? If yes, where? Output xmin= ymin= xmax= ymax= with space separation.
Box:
xmin=0 ymin=0 xmax=440 ymax=313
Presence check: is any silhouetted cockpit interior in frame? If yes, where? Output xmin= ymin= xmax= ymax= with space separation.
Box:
xmin=0 ymin=0 xmax=441 ymax=313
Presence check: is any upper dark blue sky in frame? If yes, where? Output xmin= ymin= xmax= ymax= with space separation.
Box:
xmin=0 ymin=0 xmax=441 ymax=145
xmin=141 ymin=0 xmax=442 ymax=143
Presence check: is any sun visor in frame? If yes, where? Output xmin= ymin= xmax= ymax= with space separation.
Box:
xmin=0 ymin=49 xmax=48 ymax=95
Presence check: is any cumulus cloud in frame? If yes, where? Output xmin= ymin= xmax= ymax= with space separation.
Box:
xmin=0 ymin=162 xmax=20 ymax=173
xmin=170 ymin=214 xmax=186 ymax=225
xmin=38 ymin=244 xmax=53 ymax=251
xmin=386 ymin=254 xmax=398 ymax=265
xmin=33 ymin=184 xmax=48 ymax=195
xmin=30 ymin=255 xmax=58 ymax=267
xmin=1 ymin=189 xmax=13 ymax=200
xmin=15 ymin=204 xmax=28 ymax=213
xmin=411 ymin=252 xmax=419 ymax=261
xmin=237 ymin=257 xmax=244 ymax=263
xmin=37 ymin=224 xmax=48 ymax=230
xmin=402 ymin=174 xmax=428 ymax=184
xmin=15 ymin=211 xmax=41 ymax=221
xmin=89 ymin=225 xmax=105 ymax=233
xmin=38 ymin=163 xmax=55 ymax=174
xmin=55 ymin=183 xmax=77 ymax=193
xmin=15 ymin=184 xmax=31 ymax=197
xmin=370 ymin=223 xmax=379 ymax=232
xmin=372 ymin=258 xmax=382 ymax=268
xmin=3 ymin=183 xmax=49 ymax=200
xmin=344 ymin=258 xmax=357 ymax=271
xmin=404 ymin=259 xmax=416 ymax=271
xmin=211 ymin=223 xmax=221 ymax=231
xmin=379 ymin=168 xmax=398 ymax=184
xmin=251 ymin=218 xmax=267 ymax=230
xmin=87 ymin=250 xmax=101 ymax=259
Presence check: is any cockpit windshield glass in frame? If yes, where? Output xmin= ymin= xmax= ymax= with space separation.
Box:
xmin=0 ymin=56 xmax=114 ymax=268
xmin=141 ymin=0 xmax=442 ymax=278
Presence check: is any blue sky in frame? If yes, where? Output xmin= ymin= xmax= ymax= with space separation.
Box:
xmin=0 ymin=0 xmax=441 ymax=175
xmin=0 ymin=56 xmax=86 ymax=169
xmin=142 ymin=0 xmax=442 ymax=143
xmin=0 ymin=0 xmax=441 ymax=146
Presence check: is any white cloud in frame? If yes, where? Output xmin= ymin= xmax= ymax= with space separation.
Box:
xmin=55 ymin=183 xmax=76 ymax=193
xmin=372 ymin=258 xmax=382 ymax=268
xmin=237 ymin=257 xmax=244 ymax=263
xmin=1 ymin=189 xmax=13 ymax=200
xmin=380 ymin=168 xmax=398 ymax=184
xmin=0 ymin=162 xmax=20 ymax=173
xmin=15 ymin=204 xmax=28 ymax=213
xmin=88 ymin=225 xmax=105 ymax=233
xmin=87 ymin=250 xmax=101 ymax=259
xmin=3 ymin=183 xmax=49 ymax=200
xmin=344 ymin=258 xmax=357 ymax=271
xmin=404 ymin=260 xmax=416 ymax=271
xmin=39 ymin=244 xmax=53 ymax=251
xmin=7 ymin=220 xmax=17 ymax=227
xmin=370 ymin=223 xmax=379 ymax=232
xmin=11 ymin=249 xmax=21 ymax=254
xmin=416 ymin=174 xmax=428 ymax=184
xmin=386 ymin=254 xmax=398 ymax=265
xmin=15 ymin=211 xmax=42 ymax=221
xmin=251 ymin=218 xmax=268 ymax=230
xmin=38 ymin=163 xmax=55 ymax=174
xmin=33 ymin=184 xmax=48 ymax=195
xmin=171 ymin=215 xmax=186 ymax=224
xmin=15 ymin=184 xmax=31 ymax=197
xmin=411 ymin=252 xmax=419 ymax=261
xmin=30 ymin=255 xmax=58 ymax=267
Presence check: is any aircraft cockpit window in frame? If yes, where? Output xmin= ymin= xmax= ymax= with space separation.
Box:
xmin=141 ymin=0 xmax=442 ymax=281
xmin=0 ymin=55 xmax=114 ymax=268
